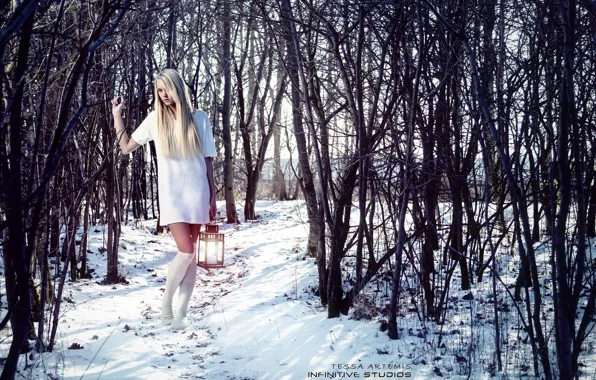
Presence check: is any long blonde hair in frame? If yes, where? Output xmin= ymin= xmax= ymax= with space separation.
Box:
xmin=154 ymin=69 xmax=202 ymax=158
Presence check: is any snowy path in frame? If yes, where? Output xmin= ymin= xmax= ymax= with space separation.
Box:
xmin=19 ymin=201 xmax=381 ymax=380
xmin=39 ymin=201 xmax=316 ymax=379
xmin=11 ymin=200 xmax=538 ymax=380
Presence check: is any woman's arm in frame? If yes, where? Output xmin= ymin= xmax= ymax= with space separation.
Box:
xmin=112 ymin=96 xmax=141 ymax=155
xmin=205 ymin=157 xmax=217 ymax=220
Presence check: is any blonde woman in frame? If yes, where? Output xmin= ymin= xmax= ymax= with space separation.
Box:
xmin=111 ymin=69 xmax=217 ymax=330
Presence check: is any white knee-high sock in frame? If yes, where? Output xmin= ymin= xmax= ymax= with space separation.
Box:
xmin=171 ymin=243 xmax=197 ymax=330
xmin=161 ymin=250 xmax=194 ymax=325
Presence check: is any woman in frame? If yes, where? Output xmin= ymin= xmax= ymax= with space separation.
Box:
xmin=111 ymin=69 xmax=217 ymax=330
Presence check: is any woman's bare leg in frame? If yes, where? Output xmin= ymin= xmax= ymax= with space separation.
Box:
xmin=170 ymin=224 xmax=202 ymax=329
xmin=161 ymin=222 xmax=194 ymax=325
xmin=168 ymin=222 xmax=194 ymax=253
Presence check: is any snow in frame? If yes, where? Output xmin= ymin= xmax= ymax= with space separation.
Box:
xmin=4 ymin=200 xmax=596 ymax=379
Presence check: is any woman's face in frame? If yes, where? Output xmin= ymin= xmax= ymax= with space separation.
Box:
xmin=156 ymin=79 xmax=175 ymax=107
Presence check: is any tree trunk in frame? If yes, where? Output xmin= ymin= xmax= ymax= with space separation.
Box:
xmin=279 ymin=0 xmax=320 ymax=259
xmin=390 ymin=3 xmax=423 ymax=338
xmin=222 ymin=0 xmax=239 ymax=223
xmin=79 ymin=192 xmax=91 ymax=278
xmin=273 ymin=63 xmax=288 ymax=203
xmin=166 ymin=3 xmax=176 ymax=68
xmin=554 ymin=0 xmax=577 ymax=377
xmin=104 ymin=119 xmax=122 ymax=283
xmin=1 ymin=7 xmax=36 ymax=378
xmin=588 ymin=171 xmax=596 ymax=237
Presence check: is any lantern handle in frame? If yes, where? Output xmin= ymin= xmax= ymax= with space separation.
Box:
xmin=205 ymin=223 xmax=219 ymax=233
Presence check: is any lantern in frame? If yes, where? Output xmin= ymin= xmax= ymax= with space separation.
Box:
xmin=197 ymin=223 xmax=225 ymax=268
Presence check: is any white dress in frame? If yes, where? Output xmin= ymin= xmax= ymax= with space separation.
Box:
xmin=131 ymin=109 xmax=217 ymax=226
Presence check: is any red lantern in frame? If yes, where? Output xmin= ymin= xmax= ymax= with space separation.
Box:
xmin=197 ymin=224 xmax=225 ymax=268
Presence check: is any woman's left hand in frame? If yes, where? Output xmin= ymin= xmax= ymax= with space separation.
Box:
xmin=209 ymin=195 xmax=217 ymax=221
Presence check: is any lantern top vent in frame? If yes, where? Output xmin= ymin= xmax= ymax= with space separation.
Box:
xmin=205 ymin=224 xmax=219 ymax=233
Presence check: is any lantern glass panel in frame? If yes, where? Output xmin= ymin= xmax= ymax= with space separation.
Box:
xmin=198 ymin=240 xmax=206 ymax=263
xmin=198 ymin=226 xmax=225 ymax=267
xmin=206 ymin=240 xmax=219 ymax=264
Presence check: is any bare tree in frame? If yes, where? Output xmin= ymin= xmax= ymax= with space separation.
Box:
xmin=222 ymin=0 xmax=239 ymax=223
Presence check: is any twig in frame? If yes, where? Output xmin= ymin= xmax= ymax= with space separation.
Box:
xmin=79 ymin=319 xmax=122 ymax=380
xmin=294 ymin=265 xmax=298 ymax=300
xmin=96 ymin=362 xmax=108 ymax=380
xmin=272 ymin=303 xmax=281 ymax=339
xmin=214 ymin=302 xmax=228 ymax=332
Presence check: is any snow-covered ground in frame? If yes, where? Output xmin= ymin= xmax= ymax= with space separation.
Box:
xmin=4 ymin=200 xmax=596 ymax=379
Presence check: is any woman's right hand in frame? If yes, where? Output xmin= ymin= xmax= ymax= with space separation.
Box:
xmin=111 ymin=95 xmax=124 ymax=116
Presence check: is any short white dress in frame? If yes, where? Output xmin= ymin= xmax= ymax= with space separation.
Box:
xmin=131 ymin=109 xmax=217 ymax=226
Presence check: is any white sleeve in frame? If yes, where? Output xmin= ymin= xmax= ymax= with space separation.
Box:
xmin=196 ymin=110 xmax=217 ymax=158
xmin=131 ymin=111 xmax=156 ymax=145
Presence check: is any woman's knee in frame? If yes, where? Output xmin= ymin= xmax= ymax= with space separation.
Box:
xmin=174 ymin=239 xmax=193 ymax=253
